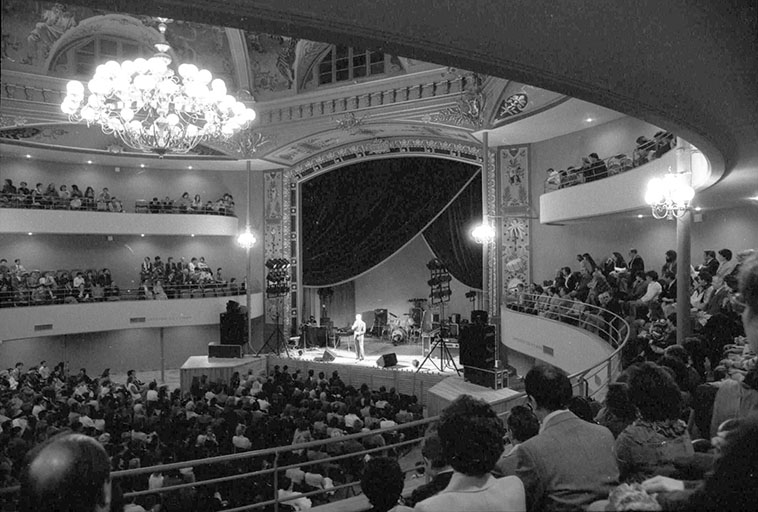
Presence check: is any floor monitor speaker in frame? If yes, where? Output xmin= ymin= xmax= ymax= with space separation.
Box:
xmin=376 ymin=353 xmax=398 ymax=368
xmin=208 ymin=344 xmax=242 ymax=358
xmin=321 ymin=348 xmax=337 ymax=362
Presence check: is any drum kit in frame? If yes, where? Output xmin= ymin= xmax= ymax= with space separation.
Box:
xmin=387 ymin=299 xmax=426 ymax=345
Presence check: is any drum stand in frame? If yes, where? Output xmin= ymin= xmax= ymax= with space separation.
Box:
xmin=416 ymin=333 xmax=460 ymax=375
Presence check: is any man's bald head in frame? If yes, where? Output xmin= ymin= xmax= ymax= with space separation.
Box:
xmin=20 ymin=433 xmax=111 ymax=512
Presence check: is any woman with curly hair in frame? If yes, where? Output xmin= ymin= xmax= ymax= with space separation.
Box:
xmin=415 ymin=394 xmax=525 ymax=511
xmin=615 ymin=362 xmax=694 ymax=483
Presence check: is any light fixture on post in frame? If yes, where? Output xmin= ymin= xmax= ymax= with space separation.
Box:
xmin=237 ymin=161 xmax=256 ymax=352
xmin=470 ymin=218 xmax=496 ymax=244
xmin=645 ymin=168 xmax=695 ymax=219
xmin=61 ymin=18 xmax=256 ymax=156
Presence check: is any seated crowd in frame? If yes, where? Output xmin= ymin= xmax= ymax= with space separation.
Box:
xmin=0 ymin=181 xmax=123 ymax=212
xmin=1 ymin=363 xmax=423 ymax=511
xmin=137 ymin=255 xmax=241 ymax=300
xmin=0 ymin=256 xmax=242 ymax=307
xmin=141 ymin=193 xmax=235 ymax=216
xmin=3 ymin=253 xmax=756 ymax=511
xmin=545 ymin=131 xmax=676 ymax=190
xmin=0 ymin=180 xmax=235 ymax=216
xmin=0 ymin=258 xmax=121 ymax=307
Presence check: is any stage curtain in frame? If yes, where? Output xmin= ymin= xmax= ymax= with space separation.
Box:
xmin=302 ymin=157 xmax=478 ymax=286
xmin=422 ymin=173 xmax=483 ymax=289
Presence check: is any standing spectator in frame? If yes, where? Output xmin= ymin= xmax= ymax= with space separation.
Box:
xmin=695 ymin=250 xmax=720 ymax=277
xmin=96 ymin=188 xmax=111 ymax=210
xmin=83 ymin=186 xmax=95 ymax=209
xmin=662 ymin=249 xmax=677 ymax=276
xmin=415 ymin=395 xmax=525 ymax=512
xmin=516 ymin=366 xmax=618 ymax=511
xmin=628 ymin=249 xmax=645 ymax=278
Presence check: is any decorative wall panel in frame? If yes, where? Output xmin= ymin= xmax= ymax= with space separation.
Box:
xmin=263 ymin=170 xmax=291 ymax=334
xmin=499 ymin=146 xmax=531 ymax=295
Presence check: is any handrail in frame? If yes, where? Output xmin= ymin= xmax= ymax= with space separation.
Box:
xmin=0 ymin=293 xmax=628 ymax=510
xmin=542 ymin=133 xmax=675 ymax=193
xmin=504 ymin=291 xmax=630 ymax=399
xmin=0 ymin=281 xmax=245 ymax=308
xmin=0 ymin=195 xmax=236 ymax=217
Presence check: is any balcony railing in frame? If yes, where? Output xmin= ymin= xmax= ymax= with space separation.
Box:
xmin=0 ymin=281 xmax=245 ymax=308
xmin=505 ymin=292 xmax=630 ymax=399
xmin=0 ymin=195 xmax=236 ymax=217
xmin=543 ymin=133 xmax=675 ymax=193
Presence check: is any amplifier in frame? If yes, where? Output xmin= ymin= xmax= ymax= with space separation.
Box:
xmin=463 ymin=366 xmax=508 ymax=390
xmin=208 ymin=343 xmax=242 ymax=358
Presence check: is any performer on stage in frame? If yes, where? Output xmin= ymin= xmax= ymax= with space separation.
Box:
xmin=352 ymin=313 xmax=366 ymax=361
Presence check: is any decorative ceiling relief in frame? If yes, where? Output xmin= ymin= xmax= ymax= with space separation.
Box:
xmin=422 ymin=72 xmax=485 ymax=128
xmin=494 ymin=93 xmax=528 ymax=122
xmin=245 ymin=32 xmax=298 ymax=100
xmin=289 ymin=137 xmax=483 ymax=182
xmin=1 ymin=4 xmax=236 ymax=89
xmin=266 ymin=122 xmax=477 ymax=165
xmin=208 ymin=131 xmax=275 ymax=158
xmin=490 ymin=83 xmax=567 ymax=128
xmin=0 ymin=1 xmax=93 ymax=70
xmin=0 ymin=125 xmax=67 ymax=141
xmin=334 ymin=112 xmax=370 ymax=133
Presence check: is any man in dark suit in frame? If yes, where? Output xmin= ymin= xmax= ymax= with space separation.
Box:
xmin=516 ymin=366 xmax=618 ymax=512
xmin=406 ymin=427 xmax=454 ymax=507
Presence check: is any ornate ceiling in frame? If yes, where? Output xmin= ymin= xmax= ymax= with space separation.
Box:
xmin=0 ymin=1 xmax=592 ymax=167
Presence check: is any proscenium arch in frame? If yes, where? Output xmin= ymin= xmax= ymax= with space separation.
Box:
xmin=284 ymin=136 xmax=492 ymax=331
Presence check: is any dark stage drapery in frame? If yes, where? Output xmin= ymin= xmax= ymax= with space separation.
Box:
xmin=301 ymin=157 xmax=480 ymax=286
xmin=422 ymin=173 xmax=483 ymax=289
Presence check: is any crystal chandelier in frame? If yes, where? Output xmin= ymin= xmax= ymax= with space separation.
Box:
xmin=60 ymin=19 xmax=256 ymax=156
xmin=644 ymin=168 xmax=695 ymax=219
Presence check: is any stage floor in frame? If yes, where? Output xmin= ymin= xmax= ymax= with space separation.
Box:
xmin=291 ymin=335 xmax=461 ymax=375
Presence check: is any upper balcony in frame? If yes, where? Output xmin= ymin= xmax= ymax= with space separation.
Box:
xmin=539 ymin=142 xmax=712 ymax=224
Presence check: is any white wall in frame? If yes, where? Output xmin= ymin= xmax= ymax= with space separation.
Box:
xmin=354 ymin=235 xmax=478 ymax=326
xmin=0 ymin=293 xmax=262 ymax=342
xmin=501 ymin=307 xmax=614 ymax=375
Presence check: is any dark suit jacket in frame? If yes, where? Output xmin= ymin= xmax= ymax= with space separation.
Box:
xmin=516 ymin=410 xmax=619 ymax=512
xmin=406 ymin=470 xmax=454 ymax=507
xmin=628 ymin=255 xmax=645 ymax=276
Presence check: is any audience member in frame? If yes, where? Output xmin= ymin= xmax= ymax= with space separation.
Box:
xmin=496 ymin=405 xmax=539 ymax=476
xmin=516 ymin=365 xmax=618 ymax=511
xmin=360 ymin=457 xmax=412 ymax=512
xmin=405 ymin=426 xmax=453 ymax=507
xmin=415 ymin=394 xmax=524 ymax=512
xmin=19 ymin=432 xmax=112 ymax=512
xmin=615 ymin=362 xmax=694 ymax=483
